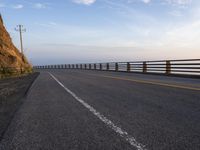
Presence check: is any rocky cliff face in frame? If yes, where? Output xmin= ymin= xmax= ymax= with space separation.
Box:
xmin=0 ymin=14 xmax=32 ymax=77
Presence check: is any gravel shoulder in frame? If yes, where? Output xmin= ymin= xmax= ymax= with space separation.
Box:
xmin=0 ymin=72 xmax=39 ymax=140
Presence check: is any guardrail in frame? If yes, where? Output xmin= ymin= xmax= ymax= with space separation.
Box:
xmin=34 ymin=59 xmax=200 ymax=76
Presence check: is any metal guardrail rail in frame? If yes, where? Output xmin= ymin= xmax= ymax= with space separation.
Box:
xmin=34 ymin=59 xmax=200 ymax=76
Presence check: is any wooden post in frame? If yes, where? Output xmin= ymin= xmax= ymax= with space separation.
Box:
xmin=107 ymin=63 xmax=109 ymax=70
xmin=127 ymin=62 xmax=131 ymax=72
xmin=143 ymin=62 xmax=147 ymax=73
xmin=94 ymin=64 xmax=96 ymax=70
xmin=115 ymin=63 xmax=118 ymax=71
xmin=100 ymin=63 xmax=102 ymax=70
xmin=85 ymin=64 xmax=87 ymax=69
xmin=166 ymin=61 xmax=171 ymax=74
xmin=89 ymin=64 xmax=91 ymax=70
xmin=80 ymin=64 xmax=82 ymax=69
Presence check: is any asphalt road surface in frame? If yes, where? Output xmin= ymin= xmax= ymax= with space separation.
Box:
xmin=0 ymin=69 xmax=200 ymax=150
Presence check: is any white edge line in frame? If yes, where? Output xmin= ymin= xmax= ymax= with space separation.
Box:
xmin=49 ymin=72 xmax=146 ymax=150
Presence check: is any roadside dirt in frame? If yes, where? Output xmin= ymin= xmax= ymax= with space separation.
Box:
xmin=0 ymin=72 xmax=39 ymax=140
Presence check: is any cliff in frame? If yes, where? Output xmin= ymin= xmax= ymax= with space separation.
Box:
xmin=0 ymin=14 xmax=32 ymax=77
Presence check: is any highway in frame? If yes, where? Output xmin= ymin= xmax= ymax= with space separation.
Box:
xmin=0 ymin=69 xmax=200 ymax=150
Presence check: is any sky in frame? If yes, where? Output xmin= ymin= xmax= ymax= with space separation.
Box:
xmin=0 ymin=0 xmax=200 ymax=65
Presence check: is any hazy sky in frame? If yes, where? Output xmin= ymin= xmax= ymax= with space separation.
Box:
xmin=0 ymin=0 xmax=200 ymax=65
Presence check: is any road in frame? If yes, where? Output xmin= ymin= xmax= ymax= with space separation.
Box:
xmin=0 ymin=69 xmax=200 ymax=150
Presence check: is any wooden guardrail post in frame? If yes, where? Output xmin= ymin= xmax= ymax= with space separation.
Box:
xmin=100 ymin=63 xmax=102 ymax=70
xmin=94 ymin=64 xmax=96 ymax=70
xmin=80 ymin=64 xmax=82 ymax=69
xmin=89 ymin=64 xmax=91 ymax=70
xmin=115 ymin=63 xmax=118 ymax=71
xmin=143 ymin=62 xmax=147 ymax=73
xmin=76 ymin=64 xmax=78 ymax=69
xmin=127 ymin=62 xmax=130 ymax=72
xmin=107 ymin=63 xmax=109 ymax=70
xmin=85 ymin=64 xmax=87 ymax=69
xmin=166 ymin=61 xmax=171 ymax=74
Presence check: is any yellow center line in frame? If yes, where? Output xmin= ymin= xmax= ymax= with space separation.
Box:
xmin=83 ymin=73 xmax=200 ymax=91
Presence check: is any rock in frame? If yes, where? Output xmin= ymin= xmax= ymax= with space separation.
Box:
xmin=0 ymin=14 xmax=32 ymax=77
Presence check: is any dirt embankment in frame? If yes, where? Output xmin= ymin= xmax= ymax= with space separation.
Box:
xmin=0 ymin=14 xmax=32 ymax=78
xmin=0 ymin=72 xmax=39 ymax=140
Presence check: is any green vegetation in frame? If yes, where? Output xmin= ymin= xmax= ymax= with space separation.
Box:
xmin=0 ymin=67 xmax=33 ymax=79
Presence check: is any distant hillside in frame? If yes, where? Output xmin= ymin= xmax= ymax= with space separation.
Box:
xmin=0 ymin=14 xmax=32 ymax=78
